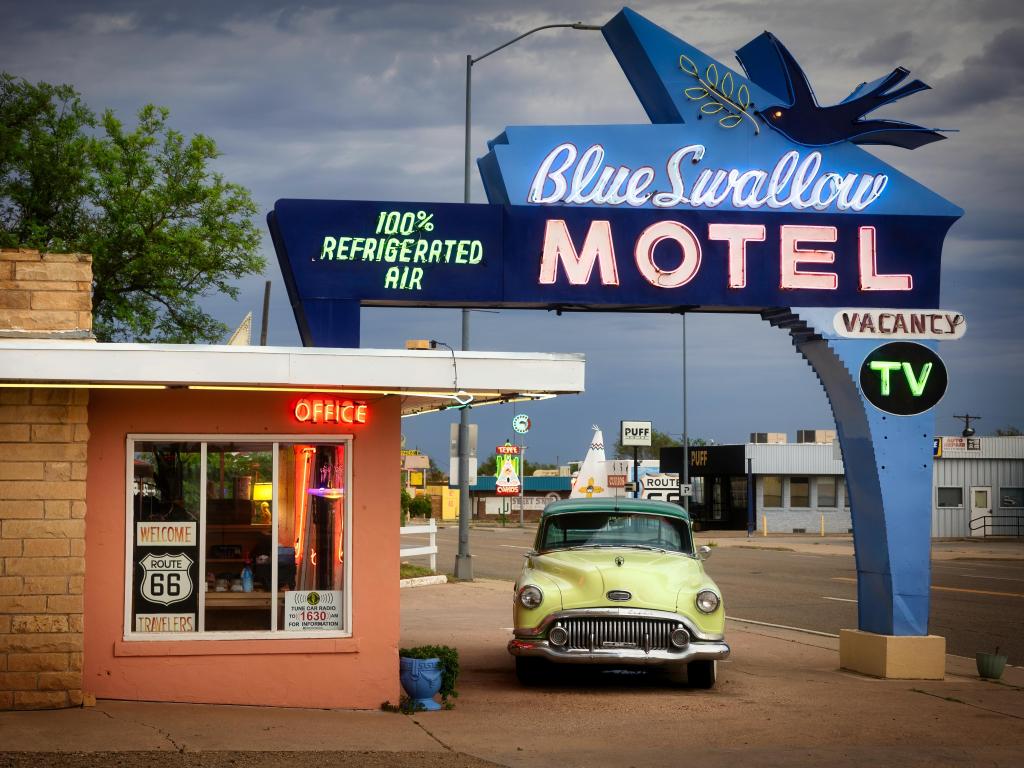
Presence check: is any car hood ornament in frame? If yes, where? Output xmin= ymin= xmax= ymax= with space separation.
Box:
xmin=615 ymin=556 xmax=625 ymax=567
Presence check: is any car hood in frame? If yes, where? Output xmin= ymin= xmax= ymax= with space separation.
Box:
xmin=533 ymin=549 xmax=705 ymax=611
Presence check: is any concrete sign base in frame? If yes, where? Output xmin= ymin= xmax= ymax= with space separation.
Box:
xmin=839 ymin=629 xmax=946 ymax=679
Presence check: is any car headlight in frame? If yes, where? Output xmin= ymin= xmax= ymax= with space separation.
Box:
xmin=548 ymin=624 xmax=568 ymax=647
xmin=695 ymin=589 xmax=720 ymax=614
xmin=518 ymin=584 xmax=544 ymax=609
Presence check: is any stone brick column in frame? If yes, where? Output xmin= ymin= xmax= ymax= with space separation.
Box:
xmin=0 ymin=248 xmax=92 ymax=709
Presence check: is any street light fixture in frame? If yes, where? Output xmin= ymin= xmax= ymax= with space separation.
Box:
xmin=454 ymin=21 xmax=603 ymax=582
xmin=954 ymin=413 xmax=981 ymax=438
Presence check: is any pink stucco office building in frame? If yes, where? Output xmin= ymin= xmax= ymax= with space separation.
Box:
xmin=0 ymin=249 xmax=583 ymax=709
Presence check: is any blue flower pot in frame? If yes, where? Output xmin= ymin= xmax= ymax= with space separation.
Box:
xmin=399 ymin=657 xmax=442 ymax=711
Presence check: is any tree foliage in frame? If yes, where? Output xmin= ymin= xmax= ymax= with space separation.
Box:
xmin=0 ymin=73 xmax=264 ymax=342
xmin=0 ymin=74 xmax=94 ymax=249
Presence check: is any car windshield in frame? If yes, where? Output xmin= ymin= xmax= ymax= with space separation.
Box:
xmin=537 ymin=512 xmax=694 ymax=555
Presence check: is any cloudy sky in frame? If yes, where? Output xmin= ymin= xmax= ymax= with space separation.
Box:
xmin=2 ymin=0 xmax=1021 ymax=464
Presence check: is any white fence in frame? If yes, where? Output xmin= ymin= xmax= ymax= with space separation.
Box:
xmin=399 ymin=519 xmax=437 ymax=572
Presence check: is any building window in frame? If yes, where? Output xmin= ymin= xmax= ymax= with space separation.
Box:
xmin=763 ymin=476 xmax=782 ymax=507
xmin=790 ymin=477 xmax=810 ymax=507
xmin=818 ymin=477 xmax=837 ymax=507
xmin=1000 ymin=488 xmax=1023 ymax=508
xmin=127 ymin=436 xmax=352 ymax=639
xmin=937 ymin=487 xmax=964 ymax=508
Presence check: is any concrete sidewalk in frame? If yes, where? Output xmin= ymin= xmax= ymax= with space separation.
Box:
xmin=1 ymin=579 xmax=1022 ymax=767
xmin=694 ymin=529 xmax=1024 ymax=561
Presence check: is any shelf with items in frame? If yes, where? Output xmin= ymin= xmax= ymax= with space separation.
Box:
xmin=205 ymin=590 xmax=278 ymax=610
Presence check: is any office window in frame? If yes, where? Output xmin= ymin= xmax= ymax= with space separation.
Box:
xmin=790 ymin=477 xmax=810 ymax=507
xmin=763 ymin=476 xmax=782 ymax=507
xmin=127 ymin=436 xmax=351 ymax=639
xmin=818 ymin=477 xmax=837 ymax=507
xmin=937 ymin=487 xmax=963 ymax=508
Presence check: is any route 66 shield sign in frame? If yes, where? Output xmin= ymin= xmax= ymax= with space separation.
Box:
xmin=139 ymin=552 xmax=194 ymax=606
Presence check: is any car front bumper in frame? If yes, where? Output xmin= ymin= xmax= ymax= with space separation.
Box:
xmin=508 ymin=637 xmax=730 ymax=665
xmin=508 ymin=608 xmax=730 ymax=666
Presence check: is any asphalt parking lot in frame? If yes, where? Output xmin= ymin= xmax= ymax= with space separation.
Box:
xmin=413 ymin=524 xmax=1024 ymax=662
xmin=3 ymin=577 xmax=1020 ymax=768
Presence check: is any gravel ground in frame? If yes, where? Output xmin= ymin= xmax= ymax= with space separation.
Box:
xmin=0 ymin=753 xmax=505 ymax=768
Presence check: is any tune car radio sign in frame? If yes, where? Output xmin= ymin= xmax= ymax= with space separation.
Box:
xmin=269 ymin=7 xmax=965 ymax=638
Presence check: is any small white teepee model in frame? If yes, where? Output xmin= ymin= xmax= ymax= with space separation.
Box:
xmin=570 ymin=426 xmax=612 ymax=499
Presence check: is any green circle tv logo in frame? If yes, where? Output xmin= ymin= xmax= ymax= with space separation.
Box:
xmin=859 ymin=342 xmax=947 ymax=416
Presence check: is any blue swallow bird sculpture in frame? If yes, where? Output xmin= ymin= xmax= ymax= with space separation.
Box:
xmin=735 ymin=32 xmax=946 ymax=149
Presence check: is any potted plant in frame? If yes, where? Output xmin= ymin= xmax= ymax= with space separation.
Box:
xmin=976 ymin=646 xmax=1008 ymax=680
xmin=399 ymin=645 xmax=459 ymax=710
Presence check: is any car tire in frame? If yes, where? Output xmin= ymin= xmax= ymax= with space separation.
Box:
xmin=687 ymin=660 xmax=717 ymax=688
xmin=666 ymin=663 xmax=688 ymax=685
xmin=515 ymin=656 xmax=548 ymax=686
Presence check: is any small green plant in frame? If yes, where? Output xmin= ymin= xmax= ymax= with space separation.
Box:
xmin=400 ymin=645 xmax=459 ymax=705
xmin=400 ymin=486 xmax=411 ymax=526
xmin=706 ymin=541 xmax=718 ymax=548
xmin=409 ymin=495 xmax=433 ymax=520
xmin=400 ymin=562 xmax=434 ymax=580
xmin=381 ymin=696 xmax=422 ymax=714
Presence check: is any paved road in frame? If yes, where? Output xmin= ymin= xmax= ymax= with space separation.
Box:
xmin=405 ymin=524 xmax=1024 ymax=664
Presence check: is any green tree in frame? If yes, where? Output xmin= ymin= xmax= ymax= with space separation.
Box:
xmin=400 ymin=486 xmax=412 ymax=526
xmin=0 ymin=74 xmax=95 ymax=249
xmin=409 ymin=495 xmax=433 ymax=520
xmin=995 ymin=426 xmax=1022 ymax=436
xmin=0 ymin=74 xmax=264 ymax=342
xmin=478 ymin=456 xmax=498 ymax=476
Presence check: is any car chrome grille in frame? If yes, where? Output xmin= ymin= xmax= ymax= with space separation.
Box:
xmin=558 ymin=617 xmax=678 ymax=651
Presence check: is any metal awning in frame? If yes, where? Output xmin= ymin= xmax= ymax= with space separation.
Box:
xmin=0 ymin=340 xmax=585 ymax=415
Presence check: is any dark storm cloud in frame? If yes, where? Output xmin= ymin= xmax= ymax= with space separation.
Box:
xmin=1 ymin=0 xmax=1021 ymax=458
xmin=927 ymin=26 xmax=1024 ymax=113
xmin=1 ymin=0 xmax=458 ymax=35
xmin=853 ymin=32 xmax=916 ymax=66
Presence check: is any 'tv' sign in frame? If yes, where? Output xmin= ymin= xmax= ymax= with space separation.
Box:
xmin=859 ymin=342 xmax=947 ymax=415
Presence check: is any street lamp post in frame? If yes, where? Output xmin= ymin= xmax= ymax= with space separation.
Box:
xmin=454 ymin=21 xmax=602 ymax=581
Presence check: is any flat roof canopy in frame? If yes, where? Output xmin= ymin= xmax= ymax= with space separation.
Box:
xmin=0 ymin=340 xmax=585 ymax=416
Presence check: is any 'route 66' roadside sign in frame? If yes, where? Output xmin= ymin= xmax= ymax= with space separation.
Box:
xmin=139 ymin=552 xmax=194 ymax=606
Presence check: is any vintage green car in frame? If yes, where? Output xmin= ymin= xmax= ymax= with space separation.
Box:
xmin=508 ymin=498 xmax=728 ymax=687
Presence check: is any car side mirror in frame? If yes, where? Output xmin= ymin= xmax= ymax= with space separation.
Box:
xmin=697 ymin=545 xmax=712 ymax=560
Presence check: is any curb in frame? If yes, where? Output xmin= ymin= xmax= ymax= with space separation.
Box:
xmin=400 ymin=575 xmax=449 ymax=589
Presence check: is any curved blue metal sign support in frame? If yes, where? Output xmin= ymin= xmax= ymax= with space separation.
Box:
xmin=268 ymin=7 xmax=962 ymax=637
xmin=766 ymin=311 xmax=936 ymax=635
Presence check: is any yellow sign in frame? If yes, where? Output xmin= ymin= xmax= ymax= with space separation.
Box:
xmin=409 ymin=471 xmax=425 ymax=487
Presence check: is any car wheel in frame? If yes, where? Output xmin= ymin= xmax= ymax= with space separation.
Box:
xmin=687 ymin=660 xmax=717 ymax=688
xmin=666 ymin=663 xmax=688 ymax=685
xmin=515 ymin=656 xmax=548 ymax=686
